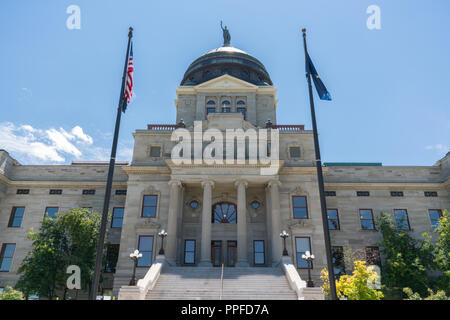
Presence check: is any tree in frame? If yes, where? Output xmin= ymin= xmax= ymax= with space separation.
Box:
xmin=433 ymin=210 xmax=450 ymax=292
xmin=15 ymin=208 xmax=105 ymax=299
xmin=403 ymin=287 xmax=448 ymax=300
xmin=376 ymin=213 xmax=435 ymax=298
xmin=321 ymin=260 xmax=384 ymax=300
xmin=0 ymin=286 xmax=25 ymax=300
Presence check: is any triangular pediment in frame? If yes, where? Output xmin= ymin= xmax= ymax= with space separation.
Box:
xmin=195 ymin=74 xmax=258 ymax=91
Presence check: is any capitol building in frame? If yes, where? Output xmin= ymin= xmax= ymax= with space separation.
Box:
xmin=0 ymin=32 xmax=448 ymax=300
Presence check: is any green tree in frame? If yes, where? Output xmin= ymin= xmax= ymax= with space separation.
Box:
xmin=433 ymin=210 xmax=450 ymax=292
xmin=15 ymin=208 xmax=105 ymax=299
xmin=321 ymin=260 xmax=384 ymax=300
xmin=377 ymin=213 xmax=435 ymax=298
xmin=403 ymin=287 xmax=448 ymax=300
xmin=0 ymin=286 xmax=25 ymax=300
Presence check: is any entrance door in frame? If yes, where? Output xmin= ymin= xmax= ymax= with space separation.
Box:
xmin=211 ymin=241 xmax=222 ymax=267
xmin=227 ymin=241 xmax=237 ymax=267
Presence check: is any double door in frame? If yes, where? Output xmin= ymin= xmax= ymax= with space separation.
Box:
xmin=211 ymin=240 xmax=237 ymax=267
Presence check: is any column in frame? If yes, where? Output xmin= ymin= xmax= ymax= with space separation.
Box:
xmin=166 ymin=180 xmax=182 ymax=262
xmin=268 ymin=180 xmax=282 ymax=264
xmin=200 ymin=180 xmax=214 ymax=265
xmin=235 ymin=180 xmax=248 ymax=266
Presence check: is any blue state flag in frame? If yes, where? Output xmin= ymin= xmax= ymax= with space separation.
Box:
xmin=306 ymin=53 xmax=331 ymax=101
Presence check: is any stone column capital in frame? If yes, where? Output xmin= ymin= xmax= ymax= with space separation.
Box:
xmin=267 ymin=180 xmax=281 ymax=189
xmin=201 ymin=180 xmax=215 ymax=189
xmin=168 ymin=179 xmax=183 ymax=188
xmin=234 ymin=179 xmax=248 ymax=189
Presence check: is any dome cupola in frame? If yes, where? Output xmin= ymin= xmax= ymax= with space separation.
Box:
xmin=180 ymin=23 xmax=272 ymax=86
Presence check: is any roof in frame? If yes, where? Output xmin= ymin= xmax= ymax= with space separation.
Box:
xmin=71 ymin=161 xmax=129 ymax=166
xmin=323 ymin=162 xmax=383 ymax=167
xmin=180 ymin=45 xmax=272 ymax=86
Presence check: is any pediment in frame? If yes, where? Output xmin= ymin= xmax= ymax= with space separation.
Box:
xmin=195 ymin=74 xmax=258 ymax=91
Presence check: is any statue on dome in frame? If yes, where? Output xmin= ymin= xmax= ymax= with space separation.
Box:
xmin=220 ymin=21 xmax=231 ymax=46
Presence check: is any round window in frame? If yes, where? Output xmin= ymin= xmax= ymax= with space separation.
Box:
xmin=189 ymin=200 xmax=199 ymax=209
xmin=250 ymin=200 xmax=260 ymax=209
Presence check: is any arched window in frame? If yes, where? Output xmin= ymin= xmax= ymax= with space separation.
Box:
xmin=236 ymin=101 xmax=246 ymax=120
xmin=221 ymin=100 xmax=231 ymax=113
xmin=212 ymin=202 xmax=237 ymax=224
xmin=206 ymin=100 xmax=216 ymax=118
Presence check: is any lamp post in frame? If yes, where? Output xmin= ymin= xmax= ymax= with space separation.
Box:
xmin=158 ymin=229 xmax=168 ymax=255
xmin=129 ymin=250 xmax=142 ymax=286
xmin=302 ymin=250 xmax=315 ymax=287
xmin=280 ymin=230 xmax=289 ymax=256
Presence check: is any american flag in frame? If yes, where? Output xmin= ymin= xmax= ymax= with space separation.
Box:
xmin=123 ymin=43 xmax=134 ymax=112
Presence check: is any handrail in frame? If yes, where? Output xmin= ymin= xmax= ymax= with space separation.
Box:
xmin=272 ymin=124 xmax=305 ymax=131
xmin=147 ymin=124 xmax=178 ymax=131
xmin=220 ymin=263 xmax=224 ymax=300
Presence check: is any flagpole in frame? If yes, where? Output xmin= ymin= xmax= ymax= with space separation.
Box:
xmin=301 ymin=28 xmax=337 ymax=300
xmin=89 ymin=27 xmax=133 ymax=300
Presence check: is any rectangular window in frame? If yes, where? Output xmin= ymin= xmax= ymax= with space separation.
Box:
xmin=327 ymin=209 xmax=340 ymax=230
xmin=184 ymin=240 xmax=196 ymax=264
xmin=137 ymin=236 xmax=153 ymax=267
xmin=142 ymin=195 xmax=158 ymax=218
xmin=289 ymin=146 xmax=301 ymax=158
xmin=365 ymin=246 xmax=381 ymax=266
xmin=357 ymin=191 xmax=370 ymax=197
xmin=16 ymin=189 xmax=29 ymax=194
xmin=360 ymin=209 xmax=375 ymax=230
xmin=149 ymin=146 xmax=161 ymax=157
xmin=253 ymin=240 xmax=265 ymax=265
xmin=206 ymin=107 xmax=216 ymax=117
xmin=332 ymin=246 xmax=345 ymax=277
xmin=44 ymin=207 xmax=59 ymax=219
xmin=49 ymin=189 xmax=62 ymax=195
xmin=82 ymin=189 xmax=95 ymax=195
xmin=111 ymin=207 xmax=124 ymax=228
xmin=394 ymin=209 xmax=410 ymax=230
xmin=0 ymin=244 xmax=16 ymax=272
xmin=295 ymin=237 xmax=312 ymax=269
xmin=429 ymin=209 xmax=442 ymax=230
xmin=237 ymin=107 xmax=246 ymax=120
xmin=221 ymin=107 xmax=231 ymax=113
xmin=104 ymin=244 xmax=120 ymax=273
xmin=424 ymin=191 xmax=438 ymax=197
xmin=325 ymin=191 xmax=336 ymax=197
xmin=8 ymin=207 xmax=25 ymax=228
xmin=390 ymin=191 xmax=404 ymax=197
xmin=292 ymin=196 xmax=308 ymax=219
xmin=115 ymin=189 xmax=127 ymax=195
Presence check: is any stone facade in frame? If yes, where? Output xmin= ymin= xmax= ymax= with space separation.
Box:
xmin=0 ymin=43 xmax=449 ymax=299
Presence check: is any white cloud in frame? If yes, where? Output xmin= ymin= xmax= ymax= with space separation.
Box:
xmin=0 ymin=122 xmax=95 ymax=163
xmin=0 ymin=123 xmax=64 ymax=162
xmin=425 ymin=144 xmax=449 ymax=153
xmin=46 ymin=128 xmax=82 ymax=157
xmin=70 ymin=126 xmax=93 ymax=144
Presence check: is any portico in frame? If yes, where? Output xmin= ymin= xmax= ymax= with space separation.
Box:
xmin=163 ymin=168 xmax=283 ymax=267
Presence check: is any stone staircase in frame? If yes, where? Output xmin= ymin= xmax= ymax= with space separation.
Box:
xmin=146 ymin=266 xmax=298 ymax=300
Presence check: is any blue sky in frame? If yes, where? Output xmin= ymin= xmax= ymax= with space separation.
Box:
xmin=0 ymin=0 xmax=449 ymax=166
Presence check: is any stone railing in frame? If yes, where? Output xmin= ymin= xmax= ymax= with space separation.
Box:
xmin=280 ymin=256 xmax=324 ymax=300
xmin=146 ymin=124 xmax=305 ymax=132
xmin=118 ymin=255 xmax=166 ymax=300
xmin=272 ymin=125 xmax=305 ymax=132
xmin=147 ymin=124 xmax=178 ymax=131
